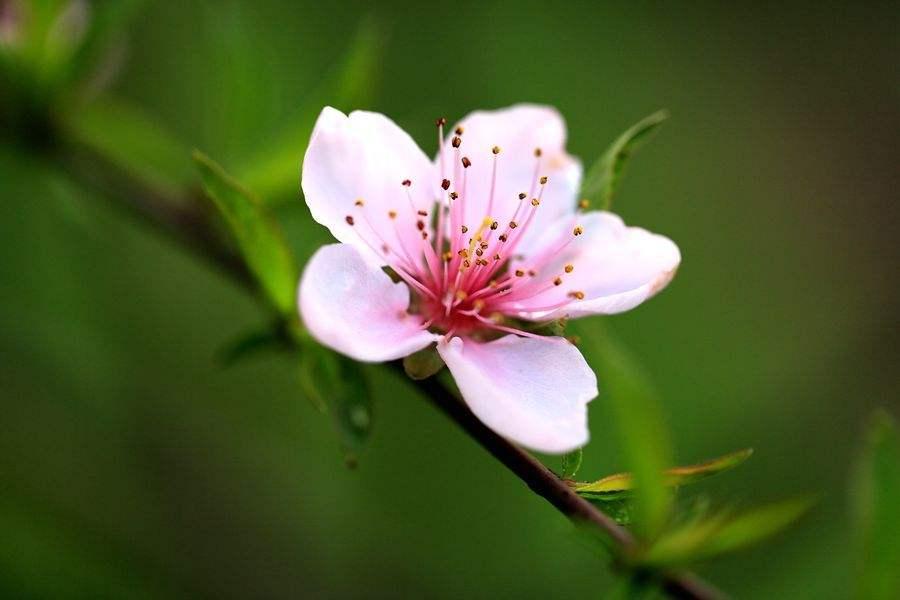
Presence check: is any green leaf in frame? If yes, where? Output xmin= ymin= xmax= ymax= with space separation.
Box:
xmin=238 ymin=16 xmax=386 ymax=202
xmin=403 ymin=344 xmax=444 ymax=380
xmin=575 ymin=448 xmax=753 ymax=499
xmin=65 ymin=99 xmax=191 ymax=194
xmin=561 ymin=448 xmax=583 ymax=480
xmin=582 ymin=329 xmax=674 ymax=538
xmin=194 ymin=151 xmax=298 ymax=315
xmin=217 ymin=325 xmax=290 ymax=367
xmin=580 ymin=110 xmax=668 ymax=211
xmin=641 ymin=497 xmax=814 ymax=567
xmin=299 ymin=347 xmax=373 ymax=467
xmin=853 ymin=410 xmax=900 ymax=600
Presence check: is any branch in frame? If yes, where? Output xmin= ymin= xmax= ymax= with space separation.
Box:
xmin=55 ymin=138 xmax=723 ymax=600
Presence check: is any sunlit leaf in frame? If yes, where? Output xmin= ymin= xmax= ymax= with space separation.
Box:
xmin=580 ymin=110 xmax=668 ymax=211
xmin=238 ymin=16 xmax=386 ymax=202
xmin=403 ymin=344 xmax=444 ymax=380
xmin=579 ymin=328 xmax=673 ymax=538
xmin=853 ymin=410 xmax=900 ymax=600
xmin=641 ymin=497 xmax=814 ymax=567
xmin=299 ymin=346 xmax=373 ymax=467
xmin=575 ymin=448 xmax=753 ymax=499
xmin=194 ymin=151 xmax=298 ymax=315
xmin=65 ymin=98 xmax=191 ymax=194
xmin=561 ymin=448 xmax=583 ymax=480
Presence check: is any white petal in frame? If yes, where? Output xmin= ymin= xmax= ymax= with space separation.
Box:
xmin=443 ymin=105 xmax=581 ymax=255
xmin=506 ymin=211 xmax=681 ymax=320
xmin=299 ymin=243 xmax=438 ymax=362
xmin=302 ymin=107 xmax=438 ymax=267
xmin=437 ymin=335 xmax=597 ymax=454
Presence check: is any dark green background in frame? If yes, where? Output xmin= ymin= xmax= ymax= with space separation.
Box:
xmin=2 ymin=1 xmax=898 ymax=597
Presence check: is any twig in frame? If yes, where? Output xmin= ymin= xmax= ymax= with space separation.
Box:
xmin=55 ymin=138 xmax=723 ymax=600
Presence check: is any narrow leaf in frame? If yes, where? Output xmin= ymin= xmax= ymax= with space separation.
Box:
xmin=575 ymin=448 xmax=753 ymax=498
xmin=580 ymin=110 xmax=668 ymax=211
xmin=561 ymin=448 xmax=583 ymax=480
xmin=853 ymin=410 xmax=900 ymax=600
xmin=642 ymin=497 xmax=814 ymax=567
xmin=194 ymin=151 xmax=298 ymax=315
xmin=238 ymin=17 xmax=385 ymax=202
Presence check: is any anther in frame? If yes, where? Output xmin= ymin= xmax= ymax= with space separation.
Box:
xmin=493 ymin=253 xmax=501 ymax=261
xmin=421 ymin=231 xmax=428 ymax=240
xmin=573 ymin=226 xmax=584 ymax=236
xmin=435 ymin=117 xmax=447 ymax=127
xmin=461 ymin=225 xmax=468 ymax=234
xmin=553 ymin=277 xmax=563 ymax=286
xmin=458 ymin=249 xmax=468 ymax=257
xmin=492 ymin=145 xmax=501 ymax=155
xmin=402 ymin=179 xmax=411 ymax=187
xmin=515 ymin=269 xmax=525 ymax=277
xmin=416 ymin=220 xmax=426 ymax=230
xmin=499 ymin=234 xmax=508 ymax=242
xmin=475 ymin=249 xmax=484 ymax=257
xmin=463 ymin=260 xmax=471 ymax=268
xmin=539 ymin=176 xmax=548 ymax=185
xmin=388 ymin=210 xmax=397 ymax=219
xmin=518 ymin=192 xmax=527 ymax=200
xmin=443 ymin=251 xmax=453 ymax=261
xmin=450 ymin=192 xmax=459 ymax=200
xmin=579 ymin=199 xmax=590 ymax=210
xmin=531 ymin=198 xmax=540 ymax=207
xmin=441 ymin=178 xmax=450 ymax=190
xmin=354 ymin=198 xmax=364 ymax=206
xmin=452 ymin=136 xmax=461 ymax=148
xmin=534 ymin=147 xmax=542 ymax=157
xmin=455 ymin=126 xmax=464 ymax=135
xmin=490 ymin=221 xmax=499 ymax=230
xmin=461 ymin=157 xmax=472 ymax=168
xmin=480 ymin=241 xmax=489 ymax=249
xmin=568 ymin=291 xmax=585 ymax=300
xmin=417 ymin=210 xmax=428 ymax=217
xmin=564 ymin=264 xmax=574 ymax=273
xmin=345 ymin=215 xmax=355 ymax=225
xmin=509 ymin=220 xmax=518 ymax=229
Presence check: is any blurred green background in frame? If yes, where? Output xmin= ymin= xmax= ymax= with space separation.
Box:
xmin=1 ymin=1 xmax=898 ymax=597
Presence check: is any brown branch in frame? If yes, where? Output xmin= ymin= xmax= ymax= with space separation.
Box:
xmin=55 ymin=138 xmax=724 ymax=600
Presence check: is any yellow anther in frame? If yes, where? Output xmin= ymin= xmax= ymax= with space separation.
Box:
xmin=492 ymin=145 xmax=501 ymax=155
xmin=568 ymin=291 xmax=585 ymax=300
xmin=573 ymin=226 xmax=583 ymax=236
xmin=531 ymin=198 xmax=540 ymax=207
xmin=539 ymin=176 xmax=548 ymax=185
xmin=354 ymin=198 xmax=365 ymax=206
xmin=564 ymin=264 xmax=574 ymax=273
xmin=473 ymin=299 xmax=486 ymax=311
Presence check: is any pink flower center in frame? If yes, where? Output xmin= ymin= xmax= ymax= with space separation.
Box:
xmin=345 ymin=118 xmax=586 ymax=339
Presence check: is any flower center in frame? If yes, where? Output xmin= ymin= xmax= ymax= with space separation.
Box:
xmin=344 ymin=117 xmax=586 ymax=339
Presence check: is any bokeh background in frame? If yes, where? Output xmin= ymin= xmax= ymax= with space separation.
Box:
xmin=2 ymin=1 xmax=898 ymax=597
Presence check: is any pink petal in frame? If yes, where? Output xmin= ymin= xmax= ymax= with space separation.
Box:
xmin=302 ymin=107 xmax=438 ymax=267
xmin=506 ymin=211 xmax=681 ymax=320
xmin=437 ymin=335 xmax=597 ymax=454
xmin=299 ymin=243 xmax=438 ymax=362
xmin=443 ymin=105 xmax=581 ymax=256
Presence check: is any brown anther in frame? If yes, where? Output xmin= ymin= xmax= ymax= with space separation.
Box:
xmin=573 ymin=226 xmax=584 ymax=236
xmin=492 ymin=145 xmax=501 ymax=155
xmin=531 ymin=198 xmax=540 ymax=207
xmin=493 ymin=253 xmax=501 ymax=261
xmin=442 ymin=251 xmax=453 ymax=261
xmin=416 ymin=220 xmax=425 ymax=231
xmin=421 ymin=231 xmax=429 ymax=240
xmin=553 ymin=277 xmax=563 ymax=286
xmin=534 ymin=147 xmax=542 ymax=157
xmin=451 ymin=136 xmax=461 ymax=148
xmin=509 ymin=220 xmax=518 ymax=229
xmin=441 ymin=178 xmax=451 ymax=190
xmin=498 ymin=234 xmax=508 ymax=242
xmin=449 ymin=192 xmax=459 ymax=200
xmin=490 ymin=221 xmax=499 ymax=230
xmin=435 ymin=117 xmax=447 ymax=127
xmin=475 ymin=249 xmax=484 ymax=257
xmin=463 ymin=260 xmax=471 ymax=269
xmin=455 ymin=126 xmax=464 ymax=135
xmin=539 ymin=176 xmax=548 ymax=185
xmin=461 ymin=156 xmax=472 ymax=168
xmin=417 ymin=210 xmax=428 ymax=217
xmin=458 ymin=249 xmax=468 ymax=257
xmin=578 ymin=198 xmax=590 ymax=210
xmin=568 ymin=291 xmax=586 ymax=300
xmin=564 ymin=264 xmax=574 ymax=273
xmin=518 ymin=192 xmax=527 ymax=200
xmin=345 ymin=215 xmax=355 ymax=225
xmin=461 ymin=225 xmax=469 ymax=234
xmin=515 ymin=269 xmax=525 ymax=277
xmin=480 ymin=241 xmax=489 ymax=249
xmin=388 ymin=210 xmax=397 ymax=219
xmin=381 ymin=244 xmax=390 ymax=253
xmin=402 ymin=179 xmax=411 ymax=187
xmin=354 ymin=198 xmax=364 ymax=206
xmin=528 ymin=269 xmax=536 ymax=277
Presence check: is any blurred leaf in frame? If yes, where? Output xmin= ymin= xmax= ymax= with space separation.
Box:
xmin=66 ymin=0 xmax=146 ymax=88
xmin=238 ymin=16 xmax=385 ymax=202
xmin=641 ymin=497 xmax=814 ymax=567
xmin=194 ymin=151 xmax=298 ymax=315
xmin=575 ymin=448 xmax=753 ymax=499
xmin=580 ymin=110 xmax=668 ymax=211
xmin=217 ymin=325 xmax=289 ymax=367
xmin=65 ymin=98 xmax=191 ymax=194
xmin=853 ymin=410 xmax=900 ymax=600
xmin=403 ymin=344 xmax=444 ymax=380
xmin=561 ymin=448 xmax=583 ymax=480
xmin=299 ymin=346 xmax=373 ymax=467
xmin=585 ymin=330 xmax=674 ymax=538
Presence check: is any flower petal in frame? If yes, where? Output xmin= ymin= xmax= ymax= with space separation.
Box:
xmin=437 ymin=335 xmax=597 ymax=454
xmin=302 ymin=107 xmax=438 ymax=267
xmin=444 ymin=104 xmax=581 ymax=255
xmin=505 ymin=211 xmax=681 ymax=320
xmin=299 ymin=243 xmax=438 ymax=362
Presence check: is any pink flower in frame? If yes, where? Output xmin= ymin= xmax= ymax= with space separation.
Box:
xmin=299 ymin=105 xmax=680 ymax=454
